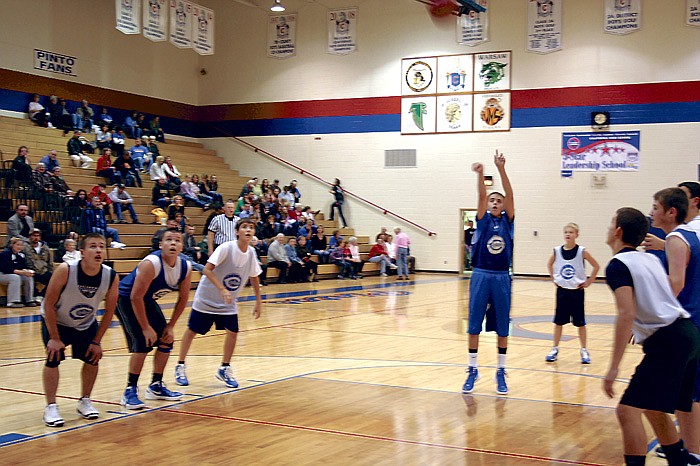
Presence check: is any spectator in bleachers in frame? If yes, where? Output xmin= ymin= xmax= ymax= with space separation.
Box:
xmin=109 ymin=184 xmax=140 ymax=224
xmin=261 ymin=214 xmax=281 ymax=240
xmin=58 ymin=99 xmax=74 ymax=135
xmin=61 ymin=238 xmax=81 ymax=266
xmin=267 ymin=233 xmax=290 ymax=284
xmin=173 ymin=213 xmax=186 ymax=232
xmin=279 ymin=210 xmax=298 ymax=237
xmin=114 ymin=150 xmax=142 ymax=187
xmin=28 ymin=93 xmax=47 ymax=127
xmin=128 ymin=137 xmax=151 ymax=172
xmin=183 ymin=224 xmax=206 ymax=272
xmin=310 ymin=224 xmax=330 ymax=264
xmin=50 ymin=167 xmax=73 ymax=197
xmin=72 ymin=100 xmax=94 ymax=132
xmin=98 ymin=107 xmax=114 ymax=130
xmin=368 ymin=237 xmax=396 ymax=277
xmin=251 ymin=236 xmax=268 ymax=286
xmin=46 ymin=95 xmax=64 ymax=130
xmin=240 ymin=179 xmax=256 ymax=198
xmin=375 ymin=227 xmax=388 ymax=242
xmin=96 ymin=148 xmax=121 ymax=186
xmin=329 ymin=178 xmax=348 ymax=228
xmin=295 ymin=235 xmax=318 ymax=282
xmin=284 ymin=237 xmax=306 ymax=283
xmin=207 ymin=200 xmax=239 ymax=255
xmin=70 ymin=190 xmax=89 ymax=209
xmin=111 ymin=128 xmax=126 ymax=157
xmin=6 ymin=204 xmax=34 ymax=245
xmin=23 ymin=228 xmax=53 ymax=297
xmin=167 ymin=195 xmax=186 ymax=220
xmin=149 ymin=116 xmax=165 ymax=143
xmin=67 ymin=131 xmax=94 ymax=169
xmin=301 ymin=205 xmax=319 ymax=222
xmin=12 ymin=146 xmax=33 ymax=182
xmin=0 ymin=237 xmax=37 ymax=307
xmin=39 ymin=150 xmax=60 ymax=176
xmin=384 ymin=234 xmax=398 ymax=273
xmin=55 ymin=231 xmax=79 ymax=263
xmin=163 ymin=156 xmax=182 ymax=186
xmin=252 ymin=178 xmax=263 ymax=197
xmin=238 ymin=204 xmax=252 ymax=218
xmin=123 ymin=110 xmax=141 ymax=139
xmin=329 ymin=230 xmax=343 ymax=250
xmin=207 ymin=174 xmax=221 ymax=195
xmin=180 ymin=175 xmax=212 ymax=209
xmin=31 ymin=163 xmax=53 ymax=196
xmin=297 ymin=218 xmax=316 ymax=240
xmin=330 ymin=239 xmax=354 ymax=279
xmin=235 ymin=192 xmax=256 ymax=215
xmin=346 ymin=237 xmax=365 ymax=279
xmin=95 ymin=124 xmax=112 ymax=151
xmin=82 ymin=196 xmax=125 ymax=249
xmin=89 ymin=184 xmax=114 ymax=223
xmin=152 ymin=178 xmax=173 ymax=210
xmin=278 ymin=185 xmax=295 ymax=205
xmin=271 ymin=179 xmax=282 ymax=193
xmin=150 ymin=155 xmax=168 ymax=184
xmin=260 ymin=178 xmax=271 ymax=195
xmin=146 ymin=135 xmax=160 ymax=158
xmin=136 ymin=114 xmax=149 ymax=137
xmin=289 ymin=180 xmax=301 ymax=204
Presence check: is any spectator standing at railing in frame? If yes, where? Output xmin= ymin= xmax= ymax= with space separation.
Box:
xmin=39 ymin=150 xmax=61 ymax=176
xmin=329 ymin=178 xmax=348 ymax=228
xmin=96 ymin=148 xmax=121 ymax=186
xmin=6 ymin=204 xmax=34 ymax=245
xmin=24 ymin=228 xmax=53 ymax=298
xmin=12 ymin=146 xmax=33 ymax=182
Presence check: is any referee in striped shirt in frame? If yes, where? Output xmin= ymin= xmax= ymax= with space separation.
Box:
xmin=207 ymin=200 xmax=239 ymax=255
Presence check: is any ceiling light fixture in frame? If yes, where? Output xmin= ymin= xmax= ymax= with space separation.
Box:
xmin=270 ymin=0 xmax=285 ymax=12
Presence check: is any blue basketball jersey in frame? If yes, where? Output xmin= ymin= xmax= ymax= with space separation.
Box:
xmin=471 ymin=211 xmax=514 ymax=271
xmin=671 ymin=227 xmax=700 ymax=326
xmin=646 ymin=220 xmax=667 ymax=269
xmin=118 ymin=250 xmax=189 ymax=303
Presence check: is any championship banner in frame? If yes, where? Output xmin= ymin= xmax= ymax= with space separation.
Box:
xmin=143 ymin=0 xmax=167 ymax=42
xmin=473 ymin=51 xmax=510 ymax=92
xmin=116 ymin=0 xmax=141 ymax=34
xmin=268 ymin=14 xmax=297 ymax=59
xmin=457 ymin=0 xmax=488 ymax=46
xmin=401 ymin=97 xmax=437 ymax=134
xmin=561 ymin=131 xmax=641 ymax=172
xmin=527 ymin=0 xmax=562 ymax=54
xmin=604 ymin=0 xmax=641 ymax=35
xmin=437 ymin=95 xmax=473 ymax=133
xmin=192 ymin=4 xmax=214 ymax=55
xmin=437 ymin=54 xmax=473 ymax=94
xmin=169 ymin=0 xmax=193 ymax=49
xmin=688 ymin=0 xmax=700 ymax=27
xmin=473 ymin=93 xmax=510 ymax=132
xmin=328 ymin=8 xmax=357 ymax=55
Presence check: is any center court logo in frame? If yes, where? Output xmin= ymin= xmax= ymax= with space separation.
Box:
xmin=487 ymin=235 xmax=505 ymax=254
xmin=69 ymin=304 xmax=94 ymax=320
xmin=223 ymin=273 xmax=242 ymax=292
xmin=560 ymin=264 xmax=575 ymax=280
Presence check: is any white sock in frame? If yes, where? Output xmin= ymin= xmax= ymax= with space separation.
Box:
xmin=497 ymin=354 xmax=507 ymax=369
xmin=468 ymin=353 xmax=478 ymax=368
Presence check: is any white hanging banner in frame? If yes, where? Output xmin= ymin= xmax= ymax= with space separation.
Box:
xmin=526 ymin=0 xmax=562 ymax=54
xmin=604 ymin=0 xmax=641 ymax=34
xmin=192 ymin=4 xmax=215 ymax=55
xmin=268 ymin=14 xmax=297 ymax=59
xmin=169 ymin=0 xmax=193 ymax=49
xmin=116 ymin=0 xmax=141 ymax=34
xmin=688 ymin=0 xmax=700 ymax=27
xmin=143 ymin=0 xmax=167 ymax=41
xmin=457 ymin=0 xmax=489 ymax=46
xmin=327 ymin=8 xmax=357 ymax=55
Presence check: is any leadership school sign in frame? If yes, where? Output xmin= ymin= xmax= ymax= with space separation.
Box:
xmin=561 ymin=131 xmax=640 ymax=175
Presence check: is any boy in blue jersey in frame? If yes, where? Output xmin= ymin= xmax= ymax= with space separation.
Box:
xmin=116 ymin=229 xmax=192 ymax=409
xmin=462 ymin=150 xmax=514 ymax=395
xmin=651 ymin=186 xmax=700 ymax=464
xmin=604 ymin=207 xmax=700 ymax=466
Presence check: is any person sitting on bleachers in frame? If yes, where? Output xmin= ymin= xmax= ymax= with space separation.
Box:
xmin=95 ymin=124 xmax=112 ymax=151
xmin=128 ymin=137 xmax=151 ymax=172
xmin=114 ymin=150 xmax=142 ymax=188
xmin=6 ymin=204 xmax=34 ymax=245
xmin=98 ymin=107 xmax=114 ymax=130
xmin=347 ymin=236 xmax=365 ymax=279
xmin=295 ymin=235 xmax=318 ymax=282
xmin=297 ymin=218 xmax=316 ymax=240
xmin=163 ymin=156 xmax=182 ymax=187
xmin=250 ymin=236 xmax=268 ymax=286
xmin=67 ymin=131 xmax=94 ymax=169
xmin=180 ymin=175 xmax=212 ymax=210
xmin=207 ymin=174 xmax=221 ymax=196
xmin=31 ymin=162 xmax=54 ymax=196
xmin=261 ymin=214 xmax=281 ymax=240
xmin=72 ymin=100 xmax=94 ymax=132
xmin=39 ymin=150 xmax=61 ymax=176
xmin=46 ymin=95 xmax=65 ymax=131
xmin=183 ymin=224 xmax=206 ymax=272
xmin=267 ymin=233 xmax=290 ymax=284
xmin=152 ymin=178 xmax=173 ymax=210
xmin=330 ymin=239 xmax=354 ymax=279
xmin=54 ymin=231 xmax=79 ymax=264
xmin=136 ymin=113 xmax=149 ymax=138
xmin=149 ymin=116 xmax=165 ymax=143
xmin=329 ymin=230 xmax=344 ymax=250
xmin=239 ymin=179 xmax=255 ymax=198
xmin=279 ymin=210 xmax=298 ymax=237
xmin=310 ymin=224 xmax=330 ymax=264
xmin=96 ymin=148 xmax=121 ymax=186
xmin=49 ymin=167 xmax=73 ymax=198
xmin=123 ymin=110 xmax=141 ymax=139
xmin=284 ymin=237 xmax=306 ymax=283
xmin=57 ymin=99 xmax=75 ymax=135
xmin=23 ymin=228 xmax=53 ymax=298
xmin=149 ymin=155 xmax=168 ymax=184
xmin=88 ymin=184 xmax=114 ymax=223
xmin=28 ymin=93 xmax=47 ymax=127
xmin=167 ymin=195 xmax=186 ymax=220
xmin=278 ymin=185 xmax=295 ymax=205
xmin=146 ymin=135 xmax=160 ymax=158
xmin=109 ymin=184 xmax=140 ymax=224
xmin=111 ymin=128 xmax=126 ymax=157
xmin=82 ymin=196 xmax=125 ymax=249
xmin=0 ymin=237 xmax=37 ymax=307
xmin=368 ymin=237 xmax=397 ymax=277
xmin=12 ymin=146 xmax=33 ymax=182
xmin=61 ymin=238 xmax=81 ymax=266
xmin=288 ymin=180 xmax=301 ymax=204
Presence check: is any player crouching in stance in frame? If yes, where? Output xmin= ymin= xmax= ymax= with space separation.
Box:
xmin=41 ymin=233 xmax=119 ymax=427
xmin=116 ymin=228 xmax=192 ymax=409
xmin=604 ymin=208 xmax=700 ymax=466
xmin=174 ymin=218 xmax=262 ymax=388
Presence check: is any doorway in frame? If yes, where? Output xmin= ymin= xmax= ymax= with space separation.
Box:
xmin=460 ymin=209 xmax=477 ymax=275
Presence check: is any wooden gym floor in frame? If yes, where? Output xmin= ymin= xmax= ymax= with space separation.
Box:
xmin=0 ymin=274 xmax=667 ymax=465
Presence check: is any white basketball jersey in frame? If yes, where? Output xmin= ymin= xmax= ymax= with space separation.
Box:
xmin=192 ymin=241 xmax=261 ymax=315
xmin=553 ymin=245 xmax=587 ymax=289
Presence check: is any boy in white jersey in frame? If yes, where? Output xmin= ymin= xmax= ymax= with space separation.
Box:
xmin=604 ymin=207 xmax=700 ymax=466
xmin=41 ymin=233 xmax=119 ymax=427
xmin=174 ymin=218 xmax=262 ymax=388
xmin=545 ymin=223 xmax=600 ymax=363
